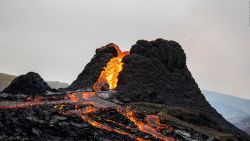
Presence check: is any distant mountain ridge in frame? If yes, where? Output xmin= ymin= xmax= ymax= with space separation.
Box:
xmin=203 ymin=90 xmax=250 ymax=135
xmin=0 ymin=73 xmax=16 ymax=92
xmin=0 ymin=73 xmax=69 ymax=92
xmin=203 ymin=90 xmax=250 ymax=116
xmin=46 ymin=81 xmax=69 ymax=89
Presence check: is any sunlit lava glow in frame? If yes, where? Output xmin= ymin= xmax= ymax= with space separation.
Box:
xmin=0 ymin=45 xmax=176 ymax=141
xmin=146 ymin=115 xmax=174 ymax=132
xmin=68 ymin=93 xmax=79 ymax=102
xmin=93 ymin=44 xmax=129 ymax=91
xmin=118 ymin=108 xmax=175 ymax=141
xmin=0 ymin=96 xmax=42 ymax=109
xmin=80 ymin=106 xmax=145 ymax=141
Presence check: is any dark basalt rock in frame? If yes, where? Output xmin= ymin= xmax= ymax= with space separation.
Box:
xmin=2 ymin=72 xmax=51 ymax=95
xmin=130 ymin=39 xmax=186 ymax=72
xmin=67 ymin=43 xmax=118 ymax=91
xmin=117 ymin=39 xmax=208 ymax=111
xmin=116 ymin=38 xmax=249 ymax=139
xmin=66 ymin=38 xmax=249 ymax=140
xmin=0 ymin=103 xmax=204 ymax=141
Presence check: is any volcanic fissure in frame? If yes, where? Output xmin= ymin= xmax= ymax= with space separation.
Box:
xmin=1 ymin=39 xmax=248 ymax=141
xmin=0 ymin=44 xmax=175 ymax=141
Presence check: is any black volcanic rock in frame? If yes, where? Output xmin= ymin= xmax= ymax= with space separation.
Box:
xmin=66 ymin=38 xmax=249 ymax=140
xmin=2 ymin=72 xmax=51 ymax=95
xmin=0 ymin=103 xmax=206 ymax=141
xmin=116 ymin=38 xmax=249 ymax=139
xmin=67 ymin=43 xmax=118 ymax=91
xmin=117 ymin=39 xmax=208 ymax=111
xmin=130 ymin=39 xmax=186 ymax=72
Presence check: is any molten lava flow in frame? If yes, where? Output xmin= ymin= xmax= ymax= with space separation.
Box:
xmin=118 ymin=107 xmax=175 ymax=141
xmin=93 ymin=44 xmax=129 ymax=91
xmin=80 ymin=106 xmax=145 ymax=141
xmin=0 ymin=96 xmax=42 ymax=109
xmin=146 ymin=115 xmax=174 ymax=132
xmin=146 ymin=115 xmax=161 ymax=127
xmin=67 ymin=93 xmax=79 ymax=102
xmin=0 ymin=45 xmax=176 ymax=140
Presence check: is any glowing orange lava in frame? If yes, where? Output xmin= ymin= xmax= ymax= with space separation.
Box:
xmin=68 ymin=93 xmax=79 ymax=102
xmin=80 ymin=106 xmax=145 ymax=141
xmin=0 ymin=45 xmax=176 ymax=141
xmin=93 ymin=44 xmax=129 ymax=91
xmin=146 ymin=115 xmax=174 ymax=132
xmin=118 ymin=108 xmax=175 ymax=141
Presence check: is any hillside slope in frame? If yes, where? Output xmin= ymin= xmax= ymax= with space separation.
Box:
xmin=203 ymin=90 xmax=250 ymax=135
xmin=0 ymin=73 xmax=16 ymax=92
xmin=203 ymin=90 xmax=250 ymax=119
xmin=0 ymin=73 xmax=69 ymax=91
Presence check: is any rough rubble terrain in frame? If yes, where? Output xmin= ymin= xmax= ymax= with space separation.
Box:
xmin=2 ymin=72 xmax=52 ymax=95
xmin=117 ymin=39 xmax=248 ymax=138
xmin=0 ymin=93 xmax=242 ymax=141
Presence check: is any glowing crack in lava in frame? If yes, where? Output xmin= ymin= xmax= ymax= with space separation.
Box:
xmin=0 ymin=45 xmax=176 ymax=141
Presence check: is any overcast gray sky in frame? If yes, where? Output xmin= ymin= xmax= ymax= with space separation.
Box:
xmin=0 ymin=0 xmax=249 ymax=99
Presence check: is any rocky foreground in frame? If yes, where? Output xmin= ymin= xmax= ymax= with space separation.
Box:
xmin=0 ymin=92 xmax=247 ymax=141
